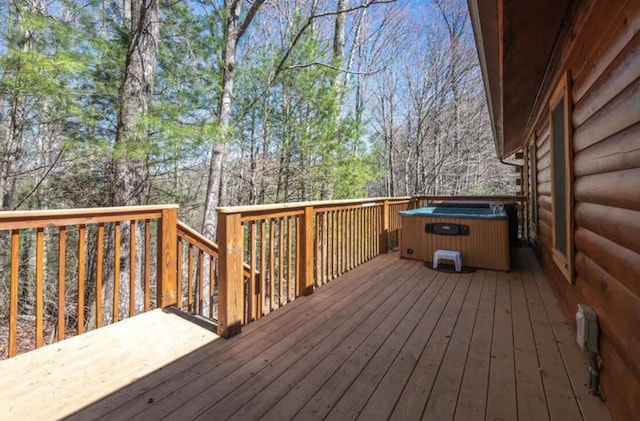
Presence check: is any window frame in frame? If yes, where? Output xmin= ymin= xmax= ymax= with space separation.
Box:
xmin=548 ymin=70 xmax=575 ymax=283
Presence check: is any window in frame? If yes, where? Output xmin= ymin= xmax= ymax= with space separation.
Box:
xmin=549 ymin=71 xmax=574 ymax=283
xmin=528 ymin=141 xmax=537 ymax=239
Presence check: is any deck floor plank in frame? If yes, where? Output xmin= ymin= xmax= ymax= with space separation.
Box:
xmin=129 ymin=256 xmax=406 ymax=420
xmin=81 ymin=256 xmax=393 ymax=419
xmin=256 ymin=261 xmax=428 ymax=421
xmin=236 ymin=265 xmax=443 ymax=421
xmin=421 ymin=269 xmax=484 ymax=420
xmin=521 ymin=257 xmax=583 ymax=421
xmin=452 ymin=270 xmax=494 ymax=421
xmin=485 ymin=268 xmax=518 ymax=421
xmin=510 ymin=264 xmax=550 ymax=421
xmin=192 ymin=259 xmax=425 ymax=420
xmin=388 ymin=268 xmax=472 ymax=420
xmin=326 ymin=272 xmax=446 ymax=420
xmin=0 ymin=249 xmax=614 ymax=421
xmin=523 ymin=251 xmax=612 ymax=421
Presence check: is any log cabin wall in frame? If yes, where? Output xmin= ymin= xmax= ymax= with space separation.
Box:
xmin=527 ymin=1 xmax=640 ymax=419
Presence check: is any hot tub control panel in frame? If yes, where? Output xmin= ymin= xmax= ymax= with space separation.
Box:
xmin=425 ymin=223 xmax=470 ymax=236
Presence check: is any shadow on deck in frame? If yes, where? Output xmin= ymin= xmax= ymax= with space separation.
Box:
xmin=0 ymin=249 xmax=612 ymax=420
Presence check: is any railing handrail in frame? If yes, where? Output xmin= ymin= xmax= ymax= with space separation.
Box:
xmin=415 ymin=195 xmax=526 ymax=202
xmin=0 ymin=204 xmax=179 ymax=230
xmin=216 ymin=197 xmax=413 ymax=215
xmin=177 ymin=220 xmax=254 ymax=278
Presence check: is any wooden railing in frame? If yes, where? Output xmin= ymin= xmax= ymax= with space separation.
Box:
xmin=0 ymin=205 xmax=178 ymax=359
xmin=175 ymin=221 xmax=253 ymax=321
xmin=1 ymin=194 xmax=527 ymax=357
xmin=215 ymin=197 xmax=415 ymax=338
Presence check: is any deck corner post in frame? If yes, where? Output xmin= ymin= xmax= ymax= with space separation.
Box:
xmin=380 ymin=200 xmax=390 ymax=254
xmin=157 ymin=206 xmax=178 ymax=309
xmin=218 ymin=211 xmax=244 ymax=338
xmin=298 ymin=206 xmax=315 ymax=296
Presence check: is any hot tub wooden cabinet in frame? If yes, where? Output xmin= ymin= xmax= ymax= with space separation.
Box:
xmin=399 ymin=206 xmax=510 ymax=271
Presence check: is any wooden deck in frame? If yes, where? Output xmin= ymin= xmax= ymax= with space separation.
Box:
xmin=0 ymin=248 xmax=612 ymax=420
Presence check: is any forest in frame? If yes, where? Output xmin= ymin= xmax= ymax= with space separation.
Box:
xmin=0 ymin=0 xmax=516 ymax=354
xmin=0 ymin=0 xmax=515 ymax=228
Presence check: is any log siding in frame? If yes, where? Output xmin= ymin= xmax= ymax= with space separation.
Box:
xmin=527 ymin=1 xmax=640 ymax=419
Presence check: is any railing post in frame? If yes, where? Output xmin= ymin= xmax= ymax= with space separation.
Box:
xmin=217 ymin=211 xmax=244 ymax=338
xmin=157 ymin=206 xmax=178 ymax=308
xmin=298 ymin=206 xmax=314 ymax=296
xmin=380 ymin=200 xmax=390 ymax=254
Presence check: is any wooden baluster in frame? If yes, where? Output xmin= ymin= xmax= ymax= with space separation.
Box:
xmin=58 ymin=226 xmax=66 ymax=339
xmin=113 ymin=223 xmax=120 ymax=323
xmin=249 ymin=220 xmax=257 ymax=321
xmin=259 ymin=220 xmax=266 ymax=318
xmin=209 ymin=255 xmax=215 ymax=319
xmin=338 ymin=210 xmax=343 ymax=275
xmin=96 ymin=223 xmax=104 ymax=328
xmin=9 ymin=230 xmax=20 ymax=357
xmin=287 ymin=216 xmax=293 ymax=301
xmin=217 ymin=211 xmax=244 ymax=338
xmin=360 ymin=208 xmax=367 ymax=264
xmin=36 ymin=228 xmax=44 ymax=347
xmin=365 ymin=208 xmax=370 ymax=261
xmin=347 ymin=209 xmax=352 ymax=271
xmin=144 ymin=219 xmax=150 ymax=312
xmin=156 ymin=206 xmax=178 ymax=309
xmin=188 ymin=244 xmax=193 ymax=312
xmin=316 ymin=213 xmax=322 ymax=286
xmin=329 ymin=211 xmax=335 ymax=280
xmin=294 ymin=215 xmax=300 ymax=298
xmin=129 ymin=220 xmax=136 ymax=317
xmin=176 ymin=238 xmax=183 ymax=310
xmin=278 ymin=217 xmax=284 ymax=306
xmin=77 ymin=225 xmax=86 ymax=334
xmin=198 ymin=250 xmax=204 ymax=315
xmin=269 ymin=219 xmax=275 ymax=311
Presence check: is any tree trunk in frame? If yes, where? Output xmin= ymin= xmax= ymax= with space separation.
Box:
xmin=107 ymin=0 xmax=159 ymax=322
xmin=202 ymin=0 xmax=242 ymax=240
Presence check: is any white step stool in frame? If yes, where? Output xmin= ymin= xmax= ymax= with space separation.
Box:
xmin=433 ymin=249 xmax=462 ymax=272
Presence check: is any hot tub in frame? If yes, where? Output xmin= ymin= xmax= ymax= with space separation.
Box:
xmin=399 ymin=206 xmax=510 ymax=271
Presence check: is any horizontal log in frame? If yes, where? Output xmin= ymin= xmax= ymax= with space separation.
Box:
xmin=538 ymin=167 xmax=551 ymax=184
xmin=575 ymin=202 xmax=640 ymax=255
xmin=574 ymin=250 xmax=640 ymax=381
xmin=537 ymin=150 xmax=550 ymax=172
xmin=573 ymin=0 xmax=640 ymax=101
xmin=539 ymin=206 xmax=552 ymax=227
xmin=0 ymin=205 xmax=177 ymax=230
xmin=598 ymin=337 xmax=640 ymax=421
xmin=538 ymin=195 xmax=552 ymax=212
xmin=536 ymin=133 xmax=550 ymax=158
xmin=575 ymin=227 xmax=640 ymax=298
xmin=573 ymin=29 xmax=640 ymax=127
xmin=574 ymin=121 xmax=640 ymax=176
xmin=538 ymin=219 xmax=552 ymax=247
xmin=537 ymin=181 xmax=551 ymax=196
xmin=573 ymin=76 xmax=640 ymax=152
xmin=575 ymin=168 xmax=640 ymax=211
